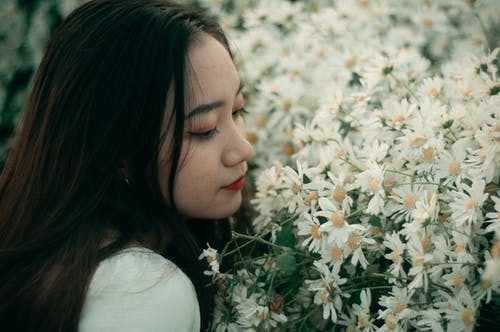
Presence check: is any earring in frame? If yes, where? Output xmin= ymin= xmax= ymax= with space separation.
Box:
xmin=122 ymin=176 xmax=130 ymax=185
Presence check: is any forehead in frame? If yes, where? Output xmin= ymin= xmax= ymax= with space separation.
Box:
xmin=185 ymin=33 xmax=239 ymax=104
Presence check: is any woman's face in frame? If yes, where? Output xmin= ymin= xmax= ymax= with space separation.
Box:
xmin=158 ymin=33 xmax=253 ymax=219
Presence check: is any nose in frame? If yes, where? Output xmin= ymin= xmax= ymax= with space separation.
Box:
xmin=221 ymin=124 xmax=253 ymax=167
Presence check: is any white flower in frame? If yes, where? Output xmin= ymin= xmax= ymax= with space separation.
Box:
xmin=417 ymin=76 xmax=443 ymax=100
xmin=352 ymin=289 xmax=375 ymax=332
xmin=449 ymin=179 xmax=488 ymax=229
xmin=198 ymin=244 xmax=220 ymax=277
xmin=355 ymin=161 xmax=387 ymax=215
xmin=305 ymin=261 xmax=347 ymax=323
xmin=212 ymin=295 xmax=240 ymax=332
xmin=296 ymin=213 xmax=325 ymax=253
xmin=377 ymin=286 xmax=417 ymax=331
xmin=383 ymin=232 xmax=407 ymax=279
xmin=416 ymin=309 xmax=444 ymax=332
xmin=325 ymin=171 xmax=356 ymax=213
xmin=437 ymin=289 xmax=477 ymax=332
xmin=386 ymin=184 xmax=426 ymax=223
xmin=407 ymin=236 xmax=433 ymax=290
xmin=485 ymin=196 xmax=500 ymax=236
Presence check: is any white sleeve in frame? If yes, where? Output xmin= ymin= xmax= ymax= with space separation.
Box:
xmin=79 ymin=248 xmax=201 ymax=332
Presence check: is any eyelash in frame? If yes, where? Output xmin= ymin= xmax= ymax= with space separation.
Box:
xmin=191 ymin=107 xmax=248 ymax=139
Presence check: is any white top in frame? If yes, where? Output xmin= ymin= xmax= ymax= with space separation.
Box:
xmin=79 ymin=247 xmax=201 ymax=332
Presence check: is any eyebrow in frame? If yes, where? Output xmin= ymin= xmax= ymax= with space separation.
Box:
xmin=185 ymin=81 xmax=244 ymax=120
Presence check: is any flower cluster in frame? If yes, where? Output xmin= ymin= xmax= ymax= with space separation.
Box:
xmin=198 ymin=0 xmax=500 ymax=331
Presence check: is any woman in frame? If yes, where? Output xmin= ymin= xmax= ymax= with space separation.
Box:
xmin=0 ymin=0 xmax=253 ymax=331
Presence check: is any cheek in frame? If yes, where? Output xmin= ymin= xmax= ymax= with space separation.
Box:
xmin=172 ymin=148 xmax=217 ymax=204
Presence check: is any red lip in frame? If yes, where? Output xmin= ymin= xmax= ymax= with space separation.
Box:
xmin=223 ymin=175 xmax=245 ymax=191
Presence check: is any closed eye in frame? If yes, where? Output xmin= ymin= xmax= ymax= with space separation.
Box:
xmin=191 ymin=127 xmax=219 ymax=139
xmin=232 ymin=107 xmax=248 ymax=118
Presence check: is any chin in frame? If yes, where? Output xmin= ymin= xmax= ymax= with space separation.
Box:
xmin=180 ymin=195 xmax=242 ymax=219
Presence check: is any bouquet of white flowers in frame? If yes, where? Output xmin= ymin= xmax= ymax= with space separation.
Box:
xmin=198 ymin=0 xmax=500 ymax=331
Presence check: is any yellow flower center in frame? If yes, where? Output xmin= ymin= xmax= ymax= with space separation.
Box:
xmin=461 ymin=88 xmax=472 ymax=97
xmin=421 ymin=234 xmax=432 ymax=252
xmin=455 ymin=244 xmax=465 ymax=254
xmin=307 ymin=191 xmax=319 ymax=204
xmin=345 ymin=56 xmax=356 ymax=68
xmin=491 ymin=241 xmax=500 ymax=258
xmin=347 ymin=233 xmax=360 ymax=250
xmin=423 ymin=18 xmax=433 ymax=27
xmin=448 ymin=160 xmax=459 ymax=176
xmin=391 ymin=115 xmax=405 ymax=127
xmin=282 ymin=143 xmax=294 ymax=156
xmin=383 ymin=177 xmax=395 ymax=189
xmin=491 ymin=125 xmax=500 ymax=142
xmin=384 ymin=313 xmax=397 ymax=330
xmin=423 ymin=147 xmax=434 ymax=163
xmin=255 ymin=115 xmax=266 ymax=128
xmin=391 ymin=250 xmax=400 ymax=263
xmin=440 ymin=214 xmax=449 ymax=223
xmin=460 ymin=308 xmax=473 ymax=326
xmin=246 ymin=132 xmax=258 ymax=144
xmin=282 ymin=99 xmax=292 ymax=113
xmin=465 ymin=197 xmax=477 ymax=210
xmin=453 ymin=274 xmax=463 ymax=291
xmin=331 ymin=246 xmax=343 ymax=262
xmin=310 ymin=224 xmax=321 ymax=240
xmin=357 ymin=312 xmax=369 ymax=327
xmin=256 ymin=310 xmax=270 ymax=321
xmin=333 ymin=186 xmax=346 ymax=202
xmin=331 ymin=211 xmax=345 ymax=228
xmin=412 ymin=256 xmax=424 ymax=267
xmin=403 ymin=194 xmax=417 ymax=211
xmin=409 ymin=133 xmax=425 ymax=148
xmin=291 ymin=182 xmax=300 ymax=194
xmin=394 ymin=303 xmax=405 ymax=314
xmin=428 ymin=87 xmax=439 ymax=97
xmin=369 ymin=178 xmax=379 ymax=194
xmin=320 ymin=288 xmax=332 ymax=303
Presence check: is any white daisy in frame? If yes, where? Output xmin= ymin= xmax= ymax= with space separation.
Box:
xmin=305 ymin=261 xmax=347 ymax=323
xmin=449 ymin=179 xmax=488 ymax=229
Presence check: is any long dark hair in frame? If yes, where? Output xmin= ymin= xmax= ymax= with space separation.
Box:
xmin=0 ymin=0 xmax=232 ymax=330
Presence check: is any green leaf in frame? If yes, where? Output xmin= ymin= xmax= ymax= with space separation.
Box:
xmin=442 ymin=120 xmax=454 ymax=129
xmin=368 ymin=215 xmax=382 ymax=228
xmin=275 ymin=223 xmax=296 ymax=249
xmin=275 ymin=253 xmax=297 ymax=275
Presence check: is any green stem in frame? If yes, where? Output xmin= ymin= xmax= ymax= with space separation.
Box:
xmin=297 ymin=308 xmax=318 ymax=331
xmin=393 ymin=182 xmax=455 ymax=191
xmin=472 ymin=11 xmax=492 ymax=50
xmin=389 ymin=72 xmax=419 ymax=101
xmin=232 ymin=231 xmax=291 ymax=252
xmin=221 ymin=238 xmax=258 ymax=257
xmin=386 ymin=169 xmax=415 ymax=178
xmin=343 ymin=285 xmax=393 ymax=293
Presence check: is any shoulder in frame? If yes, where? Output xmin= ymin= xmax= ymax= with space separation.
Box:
xmin=79 ymin=247 xmax=200 ymax=332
